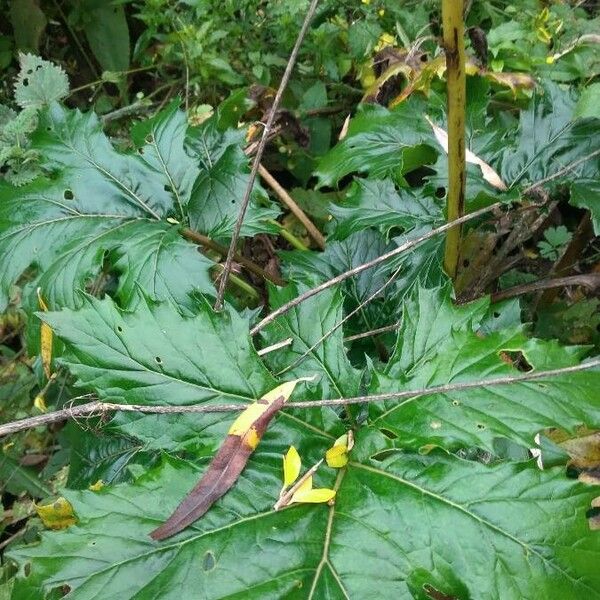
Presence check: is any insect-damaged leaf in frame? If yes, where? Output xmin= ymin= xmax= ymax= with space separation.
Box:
xmin=150 ymin=378 xmax=311 ymax=540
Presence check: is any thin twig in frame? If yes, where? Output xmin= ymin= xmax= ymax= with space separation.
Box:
xmin=274 ymin=459 xmax=323 ymax=510
xmin=522 ymin=149 xmax=600 ymax=194
xmin=102 ymin=102 xmax=154 ymax=125
xmin=344 ymin=321 xmax=401 ymax=343
xmin=491 ymin=274 xmax=600 ymax=303
xmin=1 ymin=359 xmax=598 ymax=438
xmin=257 ymin=338 xmax=294 ymax=356
xmin=258 ymin=164 xmax=326 ymax=249
xmin=214 ymin=0 xmax=321 ymax=310
xmin=250 ymin=202 xmax=503 ymax=336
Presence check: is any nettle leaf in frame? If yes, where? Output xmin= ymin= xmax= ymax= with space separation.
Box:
xmin=314 ymin=101 xmax=436 ymax=188
xmin=130 ymin=100 xmax=199 ymax=219
xmin=14 ymin=53 xmax=69 ymax=109
xmin=485 ymin=83 xmax=600 ymax=190
xmin=40 ymin=294 xmax=276 ymax=405
xmin=0 ymin=98 xmax=284 ymax=313
xmin=9 ymin=434 xmax=599 ymax=598
xmin=370 ymin=286 xmax=600 ymax=452
xmin=329 ymin=178 xmax=442 ymax=240
xmin=10 ymin=283 xmax=600 ymax=597
xmin=280 ymin=230 xmax=398 ymax=333
xmin=188 ymin=145 xmax=279 ymax=238
xmin=186 ymin=113 xmax=279 ymax=238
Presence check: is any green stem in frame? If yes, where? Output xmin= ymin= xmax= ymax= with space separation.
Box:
xmin=214 ymin=265 xmax=260 ymax=300
xmin=267 ymin=220 xmax=309 ymax=251
xmin=441 ymin=0 xmax=467 ymax=280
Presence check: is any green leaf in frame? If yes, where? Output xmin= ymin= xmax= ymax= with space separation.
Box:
xmin=571 ymin=179 xmax=600 ymax=234
xmin=489 ymin=83 xmax=600 ymax=189
xmin=0 ymin=103 xmax=216 ymax=312
xmin=314 ymin=102 xmax=436 ymax=188
xmin=0 ymin=454 xmax=52 ymax=498
xmin=371 ymin=286 xmax=600 ymax=452
xmin=9 ymin=0 xmax=47 ymax=53
xmin=330 ymin=179 xmax=442 ymax=240
xmin=130 ymin=100 xmax=199 ymax=220
xmin=280 ymin=230 xmax=398 ymax=332
xmin=384 ymin=286 xmax=489 ymax=378
xmin=81 ymin=2 xmax=130 ymax=72
xmin=9 ymin=440 xmax=599 ymax=599
xmin=14 ymin=54 xmax=68 ymax=109
xmin=62 ymin=423 xmax=158 ymax=489
xmin=188 ymin=145 xmax=279 ymax=238
xmin=39 ymin=294 xmax=276 ymax=406
xmin=575 ymin=82 xmax=600 ymax=119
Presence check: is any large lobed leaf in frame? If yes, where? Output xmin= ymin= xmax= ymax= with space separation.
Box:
xmin=0 ymin=100 xmax=278 ymax=313
xmin=8 ymin=287 xmax=600 ymax=598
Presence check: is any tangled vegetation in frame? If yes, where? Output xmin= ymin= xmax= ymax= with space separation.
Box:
xmin=1 ymin=1 xmax=599 ymax=598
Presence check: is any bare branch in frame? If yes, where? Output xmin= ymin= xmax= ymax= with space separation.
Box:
xmin=2 ymin=359 xmax=598 ymax=439
xmin=258 ymin=164 xmax=326 ymax=250
xmin=491 ymin=274 xmax=600 ymax=303
xmin=522 ymin=148 xmax=600 ymax=194
xmin=214 ymin=0 xmax=321 ymax=310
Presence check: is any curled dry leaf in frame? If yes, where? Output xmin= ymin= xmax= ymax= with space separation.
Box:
xmin=150 ymin=377 xmax=313 ymax=541
xmin=425 ymin=115 xmax=508 ymax=191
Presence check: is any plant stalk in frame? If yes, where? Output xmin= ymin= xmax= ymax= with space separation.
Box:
xmin=442 ymin=0 xmax=467 ymax=279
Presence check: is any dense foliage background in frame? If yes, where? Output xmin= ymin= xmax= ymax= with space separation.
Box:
xmin=1 ymin=0 xmax=599 ymax=598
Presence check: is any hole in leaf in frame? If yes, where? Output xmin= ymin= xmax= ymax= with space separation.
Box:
xmin=35 ymin=64 xmax=43 ymax=71
xmin=202 ymin=551 xmax=216 ymax=571
xmin=451 ymin=399 xmax=460 ymax=406
xmin=164 ymin=185 xmax=172 ymax=193
xmin=116 ymin=325 xmax=123 ymax=333
xmin=138 ymin=147 xmax=144 ymax=155
xmin=145 ymin=133 xmax=154 ymax=144
xmin=476 ymin=423 xmax=486 ymax=430
xmin=24 ymin=563 xmax=31 ymax=577
xmin=23 ymin=78 xmax=29 ymax=86
xmin=46 ymin=126 xmax=52 ymax=132
xmin=27 ymin=68 xmax=33 ymax=74
xmin=230 ymin=199 xmax=236 ymax=205
xmin=63 ymin=189 xmax=74 ymax=200
xmin=435 ymin=186 xmax=446 ymax=198
xmin=493 ymin=311 xmax=500 ymax=318
xmin=379 ymin=428 xmax=398 ymax=440
xmin=155 ymin=356 xmax=162 ymax=364
xmin=498 ymin=350 xmax=532 ymax=372
xmin=370 ymin=449 xmax=399 ymax=462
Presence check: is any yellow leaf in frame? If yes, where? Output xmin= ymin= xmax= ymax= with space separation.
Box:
xmin=228 ymin=377 xmax=314 ymax=437
xmin=283 ymin=446 xmax=301 ymax=487
xmin=36 ymin=288 xmax=52 ymax=379
xmin=326 ymin=444 xmax=348 ymax=468
xmin=294 ymin=475 xmax=313 ymax=496
xmin=89 ymin=479 xmax=105 ymax=492
xmin=36 ymin=497 xmax=76 ymax=530
xmin=33 ymin=394 xmax=47 ymax=413
xmin=291 ymin=486 xmax=336 ymax=504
